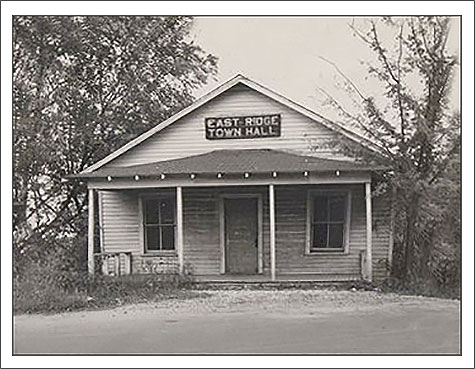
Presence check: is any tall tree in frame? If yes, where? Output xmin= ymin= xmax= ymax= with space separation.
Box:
xmin=319 ymin=17 xmax=460 ymax=289
xmin=13 ymin=16 xmax=218 ymax=264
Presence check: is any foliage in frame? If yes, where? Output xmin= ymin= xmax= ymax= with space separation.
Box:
xmin=14 ymin=253 xmax=201 ymax=315
xmin=319 ymin=17 xmax=460 ymax=293
xmin=14 ymin=276 xmax=203 ymax=315
xmin=378 ymin=275 xmax=460 ymax=300
xmin=13 ymin=231 xmax=199 ymax=315
xmin=13 ymin=16 xmax=217 ymax=274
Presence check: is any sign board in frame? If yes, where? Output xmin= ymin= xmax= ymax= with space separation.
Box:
xmin=205 ymin=114 xmax=281 ymax=140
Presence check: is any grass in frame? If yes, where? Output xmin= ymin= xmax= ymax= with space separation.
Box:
xmin=376 ymin=278 xmax=461 ymax=300
xmin=14 ymin=272 xmax=459 ymax=315
xmin=14 ymin=273 xmax=205 ymax=315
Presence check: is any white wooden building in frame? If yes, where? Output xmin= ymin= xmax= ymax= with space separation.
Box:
xmin=72 ymin=75 xmax=393 ymax=282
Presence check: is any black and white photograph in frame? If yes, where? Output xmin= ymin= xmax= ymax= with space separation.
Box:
xmin=2 ymin=1 xmax=473 ymax=367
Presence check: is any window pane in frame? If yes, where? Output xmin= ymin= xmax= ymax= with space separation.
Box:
xmin=160 ymin=198 xmax=175 ymax=224
xmin=312 ymin=224 xmax=328 ymax=249
xmin=329 ymin=224 xmax=344 ymax=248
xmin=145 ymin=199 xmax=159 ymax=224
xmin=146 ymin=226 xmax=160 ymax=251
xmin=161 ymin=226 xmax=175 ymax=250
xmin=329 ymin=197 xmax=345 ymax=221
xmin=313 ymin=197 xmax=328 ymax=222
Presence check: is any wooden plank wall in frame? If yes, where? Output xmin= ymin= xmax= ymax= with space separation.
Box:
xmin=182 ymin=186 xmax=268 ymax=275
xmin=104 ymin=84 xmax=353 ymax=168
xmin=274 ymin=185 xmax=362 ymax=278
xmin=371 ymin=193 xmax=392 ymax=281
xmin=273 ymin=185 xmax=390 ymax=280
xmin=182 ymin=188 xmax=221 ymax=275
xmin=99 ymin=185 xmax=391 ymax=280
xmin=180 ymin=185 xmax=391 ymax=280
xmin=100 ymin=190 xmax=141 ymax=254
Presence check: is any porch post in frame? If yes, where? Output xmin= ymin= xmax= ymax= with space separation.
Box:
xmin=176 ymin=186 xmax=184 ymax=274
xmin=365 ymin=182 xmax=373 ymax=282
xmin=269 ymin=184 xmax=276 ymax=281
xmin=87 ymin=188 xmax=95 ymax=275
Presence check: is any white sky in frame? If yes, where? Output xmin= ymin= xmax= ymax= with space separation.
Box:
xmin=191 ymin=17 xmax=460 ymax=120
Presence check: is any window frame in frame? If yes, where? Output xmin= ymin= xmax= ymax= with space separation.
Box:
xmin=139 ymin=193 xmax=177 ymax=254
xmin=305 ymin=189 xmax=352 ymax=255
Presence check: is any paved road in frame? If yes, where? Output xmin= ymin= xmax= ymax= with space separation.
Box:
xmin=14 ymin=291 xmax=460 ymax=354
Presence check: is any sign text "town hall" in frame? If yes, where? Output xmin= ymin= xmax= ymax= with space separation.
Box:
xmin=205 ymin=114 xmax=281 ymax=140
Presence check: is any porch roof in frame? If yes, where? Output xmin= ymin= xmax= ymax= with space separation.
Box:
xmin=74 ymin=149 xmax=388 ymax=179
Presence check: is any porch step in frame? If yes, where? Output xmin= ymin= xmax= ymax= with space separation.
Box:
xmin=191 ymin=279 xmax=362 ymax=290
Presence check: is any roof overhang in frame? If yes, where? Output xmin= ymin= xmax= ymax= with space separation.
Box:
xmin=68 ymin=149 xmax=389 ymax=182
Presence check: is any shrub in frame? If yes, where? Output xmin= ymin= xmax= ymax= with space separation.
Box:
xmin=378 ymin=276 xmax=460 ymax=300
xmin=15 ymin=271 xmax=201 ymax=315
xmin=13 ymin=236 xmax=200 ymax=314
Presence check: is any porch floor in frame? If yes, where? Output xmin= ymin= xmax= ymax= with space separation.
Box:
xmin=194 ymin=273 xmax=362 ymax=283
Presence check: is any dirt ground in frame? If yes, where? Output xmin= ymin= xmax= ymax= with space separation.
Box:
xmin=13 ymin=290 xmax=460 ymax=354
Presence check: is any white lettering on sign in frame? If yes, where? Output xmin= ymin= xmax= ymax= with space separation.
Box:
xmin=205 ymin=114 xmax=281 ymax=140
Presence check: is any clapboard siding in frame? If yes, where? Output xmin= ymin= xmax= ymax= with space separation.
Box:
xmin=372 ymin=193 xmax=392 ymax=281
xmin=105 ymin=84 xmax=351 ymax=168
xmin=182 ymin=188 xmax=221 ymax=275
xmin=272 ymin=185 xmax=390 ymax=280
xmin=100 ymin=190 xmax=141 ymax=254
xmin=99 ymin=185 xmax=391 ymax=280
xmin=274 ymin=185 xmax=364 ymax=276
xmin=182 ymin=186 xmax=268 ymax=275
xmin=181 ymin=184 xmax=390 ymax=280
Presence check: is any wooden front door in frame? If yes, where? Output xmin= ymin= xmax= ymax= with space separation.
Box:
xmin=224 ymin=198 xmax=258 ymax=274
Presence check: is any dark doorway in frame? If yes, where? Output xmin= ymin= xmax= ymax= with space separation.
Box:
xmin=224 ymin=198 xmax=258 ymax=274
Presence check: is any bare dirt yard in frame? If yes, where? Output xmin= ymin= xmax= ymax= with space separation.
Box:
xmin=14 ymin=289 xmax=460 ymax=354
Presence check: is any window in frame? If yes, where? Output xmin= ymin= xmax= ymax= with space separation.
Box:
xmin=307 ymin=192 xmax=349 ymax=253
xmin=143 ymin=197 xmax=176 ymax=252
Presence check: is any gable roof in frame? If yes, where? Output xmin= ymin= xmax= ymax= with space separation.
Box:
xmin=75 ymin=149 xmax=387 ymax=179
xmin=81 ymin=74 xmax=382 ymax=174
